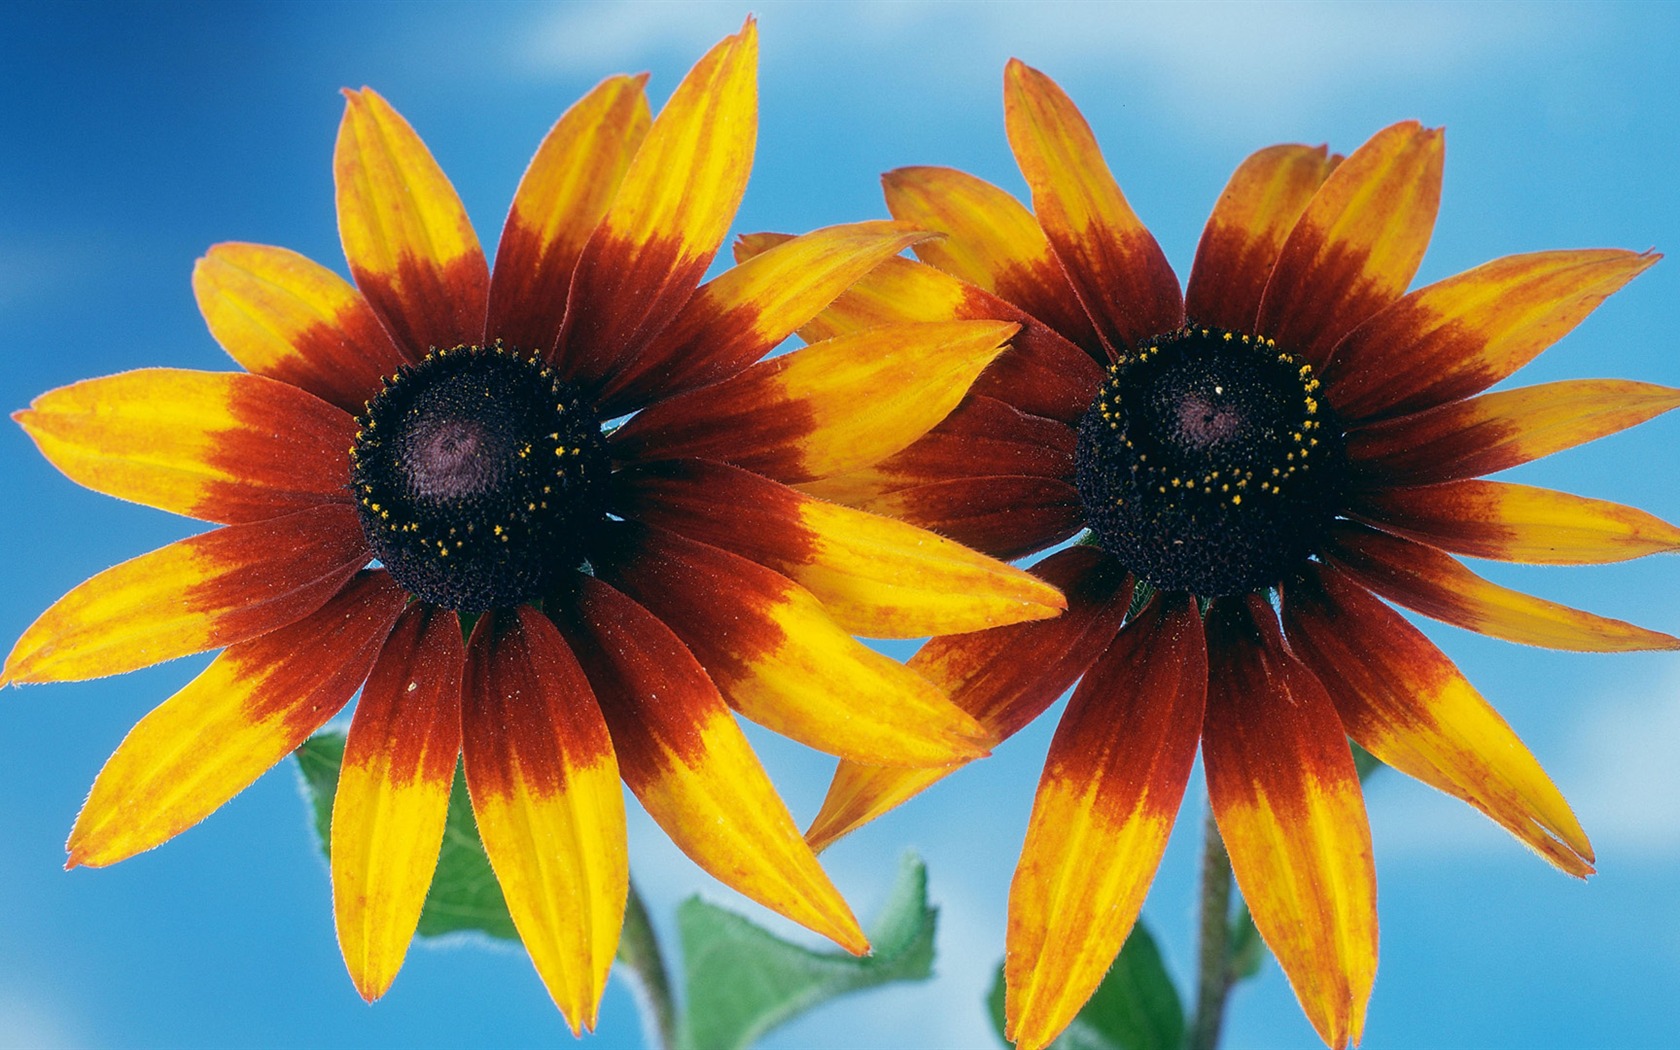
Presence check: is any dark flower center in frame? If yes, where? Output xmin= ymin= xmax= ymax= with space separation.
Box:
xmin=1073 ymin=325 xmax=1348 ymax=597
xmin=350 ymin=344 xmax=609 ymax=611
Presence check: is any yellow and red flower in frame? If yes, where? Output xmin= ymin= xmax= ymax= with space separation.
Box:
xmin=743 ymin=61 xmax=1680 ymax=1048
xmin=2 ymin=25 xmax=1068 ymax=1031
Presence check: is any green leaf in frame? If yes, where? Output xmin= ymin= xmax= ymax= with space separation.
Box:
xmin=675 ymin=852 xmax=937 ymax=1050
xmin=292 ymin=731 xmax=517 ymax=942
xmin=984 ymin=921 xmax=1185 ymax=1050
xmin=1227 ymin=903 xmax=1264 ymax=982
xmin=1351 ymin=740 xmax=1383 ymax=781
xmin=294 ymin=731 xmax=345 ymax=853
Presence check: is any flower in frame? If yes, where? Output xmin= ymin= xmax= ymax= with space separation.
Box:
xmin=2 ymin=24 xmax=1068 ymax=1031
xmin=742 ymin=61 xmax=1680 ymax=1048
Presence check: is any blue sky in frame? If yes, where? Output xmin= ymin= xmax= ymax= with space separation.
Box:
xmin=3 ymin=1 xmax=1678 ymax=1047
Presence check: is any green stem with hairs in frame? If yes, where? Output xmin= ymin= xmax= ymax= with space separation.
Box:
xmin=1188 ymin=808 xmax=1236 ymax=1050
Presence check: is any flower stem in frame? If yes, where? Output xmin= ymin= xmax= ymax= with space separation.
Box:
xmin=1188 ymin=808 xmax=1235 ymax=1050
xmin=618 ymin=879 xmax=678 ymax=1050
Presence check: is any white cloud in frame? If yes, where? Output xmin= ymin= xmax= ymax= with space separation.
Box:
xmin=0 ymin=237 xmax=107 ymax=315
xmin=511 ymin=0 xmax=1583 ymax=136
xmin=1563 ymin=670 xmax=1680 ymax=858
xmin=1367 ymin=666 xmax=1680 ymax=864
xmin=0 ymin=992 xmax=83 ymax=1050
xmin=512 ymin=1 xmax=744 ymax=74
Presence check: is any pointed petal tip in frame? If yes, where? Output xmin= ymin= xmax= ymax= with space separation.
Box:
xmin=351 ymin=973 xmax=391 ymax=1004
xmin=803 ymin=816 xmax=846 ymax=856
xmin=832 ymin=921 xmax=871 ymax=958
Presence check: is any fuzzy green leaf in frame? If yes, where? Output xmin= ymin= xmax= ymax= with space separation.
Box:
xmin=986 ymin=920 xmax=1184 ymax=1050
xmin=293 ymin=732 xmax=517 ymax=941
xmin=676 ymin=853 xmax=936 ymax=1050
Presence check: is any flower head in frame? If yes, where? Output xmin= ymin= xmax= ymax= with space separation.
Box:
xmin=3 ymin=25 xmax=1067 ymax=1030
xmin=750 ymin=61 xmax=1680 ymax=1048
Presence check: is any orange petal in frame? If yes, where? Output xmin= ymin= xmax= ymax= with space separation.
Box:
xmin=614 ymin=458 xmax=1064 ymax=638
xmin=601 ymin=220 xmax=933 ymax=413
xmin=611 ymin=320 xmax=1016 ymax=484
xmin=1324 ymin=249 xmax=1660 ymax=421
xmin=1282 ymin=563 xmax=1593 ymax=876
xmin=1325 ymin=522 xmax=1680 ymax=652
xmin=1353 ymin=479 xmax=1680 ymax=564
xmin=15 ymin=368 xmax=354 ymax=524
xmin=487 ymin=74 xmax=652 ymax=357
xmin=1004 ymin=597 xmax=1206 ymax=1050
xmin=555 ymin=21 xmax=757 ymax=387
xmin=734 ymin=237 xmax=1103 ymax=425
xmin=1003 ymin=60 xmax=1183 ymax=352
xmin=1203 ymin=596 xmax=1377 ymax=1049
xmin=808 ymin=547 xmax=1131 ymax=851
xmin=1346 ymin=378 xmax=1680 ymax=485
xmin=554 ymin=576 xmax=866 ymax=954
xmin=335 ymin=88 xmax=489 ymax=353
xmin=1186 ymin=144 xmax=1339 ymax=333
xmin=332 ymin=604 xmax=465 ymax=1002
xmin=462 ymin=608 xmax=627 ymax=1034
xmin=882 ymin=165 xmax=1102 ymax=353
xmin=594 ymin=521 xmax=989 ymax=767
xmin=194 ymin=242 xmax=411 ymax=414
xmin=1258 ymin=121 xmax=1443 ymax=370
xmin=797 ymin=395 xmax=1076 ymax=506
xmin=850 ymin=475 xmax=1085 ymax=562
xmin=4 ymin=504 xmax=369 ymax=685
xmin=65 ymin=571 xmax=404 ymax=868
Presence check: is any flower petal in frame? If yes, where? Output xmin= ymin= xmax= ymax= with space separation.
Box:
xmin=335 ymin=88 xmax=489 ymax=353
xmin=600 ymin=221 xmax=932 ymax=413
xmin=1323 ymin=249 xmax=1659 ymax=421
xmin=1186 ymin=144 xmax=1339 ymax=333
xmin=850 ymin=475 xmax=1085 ymax=562
xmin=593 ymin=521 xmax=989 ymax=767
xmin=735 ymin=236 xmax=1103 ymax=424
xmin=611 ymin=320 xmax=1017 ymax=484
xmin=797 ymin=395 xmax=1076 ymax=507
xmin=193 ymin=242 xmax=411 ymax=413
xmin=1258 ymin=121 xmax=1443 ymax=370
xmin=65 ymin=571 xmax=404 ymax=868
xmin=332 ymin=603 xmax=465 ymax=1002
xmin=1003 ymin=60 xmax=1183 ymax=352
xmin=808 ymin=547 xmax=1132 ymax=851
xmin=1203 ymin=596 xmax=1377 ymax=1050
xmin=1004 ymin=596 xmax=1206 ymax=1050
xmin=15 ymin=369 xmax=354 ymax=524
xmin=486 ymin=74 xmax=652 ymax=357
xmin=1325 ymin=522 xmax=1680 ymax=652
xmin=554 ymin=21 xmax=757 ymax=387
xmin=614 ymin=458 xmax=1065 ymax=638
xmin=882 ymin=165 xmax=1102 ymax=355
xmin=554 ymin=576 xmax=867 ymax=954
xmin=1282 ymin=564 xmax=1593 ymax=876
xmin=3 ymin=504 xmax=369 ymax=685
xmin=462 ymin=608 xmax=627 ymax=1034
xmin=1346 ymin=379 xmax=1680 ymax=485
xmin=1353 ymin=479 xmax=1680 ymax=564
